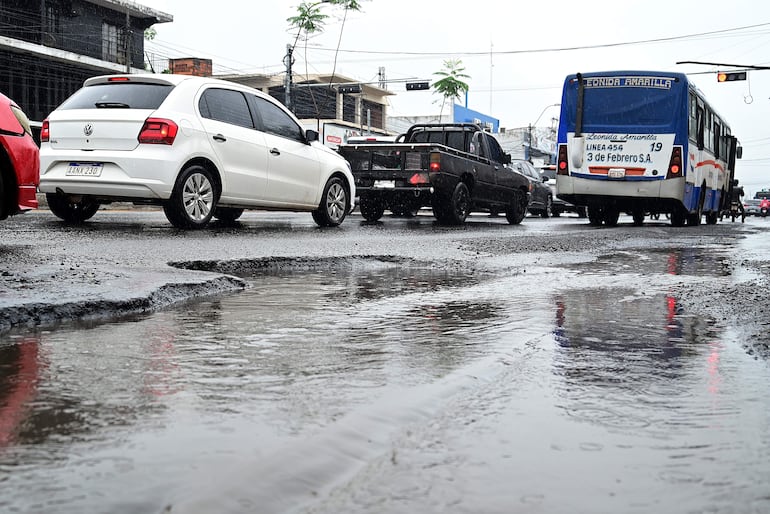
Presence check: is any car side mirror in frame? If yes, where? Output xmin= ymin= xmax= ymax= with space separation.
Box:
xmin=503 ymin=153 xmax=511 ymax=165
xmin=736 ymin=146 xmax=743 ymax=159
xmin=305 ymin=129 xmax=319 ymax=143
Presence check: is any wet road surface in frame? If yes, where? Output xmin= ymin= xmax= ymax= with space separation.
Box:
xmin=1 ymin=212 xmax=769 ymax=513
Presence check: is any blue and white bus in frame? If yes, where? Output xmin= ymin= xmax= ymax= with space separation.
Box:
xmin=556 ymin=70 xmax=742 ymax=226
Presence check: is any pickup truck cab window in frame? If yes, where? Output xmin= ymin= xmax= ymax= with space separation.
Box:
xmin=470 ymin=132 xmax=486 ymax=158
xmin=486 ymin=135 xmax=505 ymax=164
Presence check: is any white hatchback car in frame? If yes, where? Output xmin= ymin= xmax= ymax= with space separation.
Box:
xmin=39 ymin=74 xmax=355 ymax=229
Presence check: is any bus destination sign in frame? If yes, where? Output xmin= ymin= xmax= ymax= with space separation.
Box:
xmin=583 ymin=76 xmax=675 ymax=89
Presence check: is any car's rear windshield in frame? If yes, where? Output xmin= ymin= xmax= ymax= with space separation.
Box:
xmin=57 ymin=83 xmax=174 ymax=110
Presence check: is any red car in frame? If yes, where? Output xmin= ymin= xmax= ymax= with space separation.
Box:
xmin=0 ymin=92 xmax=39 ymax=220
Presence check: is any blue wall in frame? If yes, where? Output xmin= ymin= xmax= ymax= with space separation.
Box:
xmin=453 ymin=104 xmax=499 ymax=133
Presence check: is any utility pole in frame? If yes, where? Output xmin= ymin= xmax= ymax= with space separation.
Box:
xmin=284 ymin=44 xmax=294 ymax=110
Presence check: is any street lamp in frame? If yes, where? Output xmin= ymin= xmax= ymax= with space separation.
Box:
xmin=528 ymin=103 xmax=560 ymax=162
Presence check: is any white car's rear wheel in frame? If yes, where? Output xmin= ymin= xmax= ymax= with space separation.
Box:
xmin=164 ymin=165 xmax=217 ymax=229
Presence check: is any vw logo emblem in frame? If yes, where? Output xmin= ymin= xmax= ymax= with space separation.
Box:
xmin=83 ymin=124 xmax=93 ymax=136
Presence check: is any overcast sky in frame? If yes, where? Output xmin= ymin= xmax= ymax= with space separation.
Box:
xmin=140 ymin=0 xmax=770 ymax=193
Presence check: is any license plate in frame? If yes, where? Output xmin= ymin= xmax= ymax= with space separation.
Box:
xmin=608 ymin=168 xmax=625 ymax=179
xmin=66 ymin=162 xmax=103 ymax=177
xmin=373 ymin=180 xmax=395 ymax=189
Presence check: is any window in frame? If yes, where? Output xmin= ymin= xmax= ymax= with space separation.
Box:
xmin=252 ymin=96 xmax=304 ymax=142
xmin=704 ymin=109 xmax=713 ymax=152
xmin=44 ymin=6 xmax=59 ymax=36
xmin=199 ymin=88 xmax=254 ymax=129
xmin=445 ymin=131 xmax=465 ymax=151
xmin=696 ymin=105 xmax=704 ymax=150
xmin=486 ymin=136 xmax=505 ymax=164
xmin=470 ymin=132 xmax=486 ymax=158
xmin=688 ymin=93 xmax=698 ymax=142
xmin=101 ymin=22 xmax=126 ymax=64
xmin=58 ymin=83 xmax=174 ymax=110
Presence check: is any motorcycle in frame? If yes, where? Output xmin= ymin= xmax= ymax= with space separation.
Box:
xmin=760 ymin=199 xmax=770 ymax=217
xmin=728 ymin=200 xmax=746 ymax=223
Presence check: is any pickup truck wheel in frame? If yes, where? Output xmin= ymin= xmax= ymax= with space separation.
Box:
xmin=46 ymin=193 xmax=100 ymax=223
xmin=359 ymin=195 xmax=385 ymax=222
xmin=312 ymin=176 xmax=349 ymax=227
xmin=505 ymin=190 xmax=527 ymax=225
xmin=444 ymin=182 xmax=470 ymax=225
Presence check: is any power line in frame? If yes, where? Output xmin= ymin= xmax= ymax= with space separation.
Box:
xmin=306 ymin=21 xmax=770 ymax=57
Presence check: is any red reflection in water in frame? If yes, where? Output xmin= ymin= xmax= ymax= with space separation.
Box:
xmin=0 ymin=337 xmax=42 ymax=447
xmin=141 ymin=325 xmax=182 ymax=398
xmin=707 ymin=344 xmax=722 ymax=396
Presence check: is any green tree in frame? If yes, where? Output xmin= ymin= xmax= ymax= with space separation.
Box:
xmin=432 ymin=59 xmax=470 ymax=119
xmin=286 ymin=1 xmax=367 ymax=113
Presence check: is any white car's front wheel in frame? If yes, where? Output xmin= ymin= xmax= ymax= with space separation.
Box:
xmin=164 ymin=165 xmax=217 ymax=229
xmin=312 ymin=176 xmax=348 ymax=227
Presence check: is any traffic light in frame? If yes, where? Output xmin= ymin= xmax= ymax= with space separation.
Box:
xmin=406 ymin=81 xmax=430 ymax=91
xmin=338 ymin=84 xmax=362 ymax=94
xmin=717 ymin=71 xmax=747 ymax=82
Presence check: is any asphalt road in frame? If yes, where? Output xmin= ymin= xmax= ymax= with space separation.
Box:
xmin=2 ymin=208 xmax=770 ymax=513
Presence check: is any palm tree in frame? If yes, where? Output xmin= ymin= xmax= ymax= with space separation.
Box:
xmin=432 ymin=59 xmax=470 ymax=120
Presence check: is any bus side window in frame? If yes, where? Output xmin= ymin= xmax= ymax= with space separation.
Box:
xmin=704 ymin=109 xmax=713 ymax=152
xmin=696 ymin=105 xmax=705 ymax=150
xmin=688 ymin=93 xmax=698 ymax=141
xmin=713 ymin=122 xmax=721 ymax=159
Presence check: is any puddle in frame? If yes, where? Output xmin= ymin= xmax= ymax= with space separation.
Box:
xmin=1 ymin=256 xmax=769 ymax=514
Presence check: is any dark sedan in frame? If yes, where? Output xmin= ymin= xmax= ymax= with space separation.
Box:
xmin=511 ymin=159 xmax=552 ymax=217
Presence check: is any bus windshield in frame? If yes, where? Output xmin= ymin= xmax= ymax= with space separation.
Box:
xmin=561 ymin=74 xmax=687 ymax=131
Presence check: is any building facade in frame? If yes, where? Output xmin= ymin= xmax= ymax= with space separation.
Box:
xmin=0 ymin=0 xmax=171 ymax=121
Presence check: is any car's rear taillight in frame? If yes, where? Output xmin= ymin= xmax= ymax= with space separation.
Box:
xmin=138 ymin=118 xmax=178 ymax=145
xmin=666 ymin=146 xmax=682 ymax=178
xmin=429 ymin=152 xmax=440 ymax=172
xmin=41 ymin=119 xmax=49 ymax=142
xmin=557 ymin=144 xmax=569 ymax=175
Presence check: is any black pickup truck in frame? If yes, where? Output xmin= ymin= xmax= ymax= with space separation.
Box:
xmin=337 ymin=123 xmax=531 ymax=224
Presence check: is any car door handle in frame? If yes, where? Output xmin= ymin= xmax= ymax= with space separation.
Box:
xmin=213 ymin=134 xmax=226 ymax=142
xmin=270 ymin=148 xmax=281 ymax=156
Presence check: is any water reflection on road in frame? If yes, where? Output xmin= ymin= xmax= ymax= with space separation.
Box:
xmin=1 ymin=248 xmax=769 ymax=513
